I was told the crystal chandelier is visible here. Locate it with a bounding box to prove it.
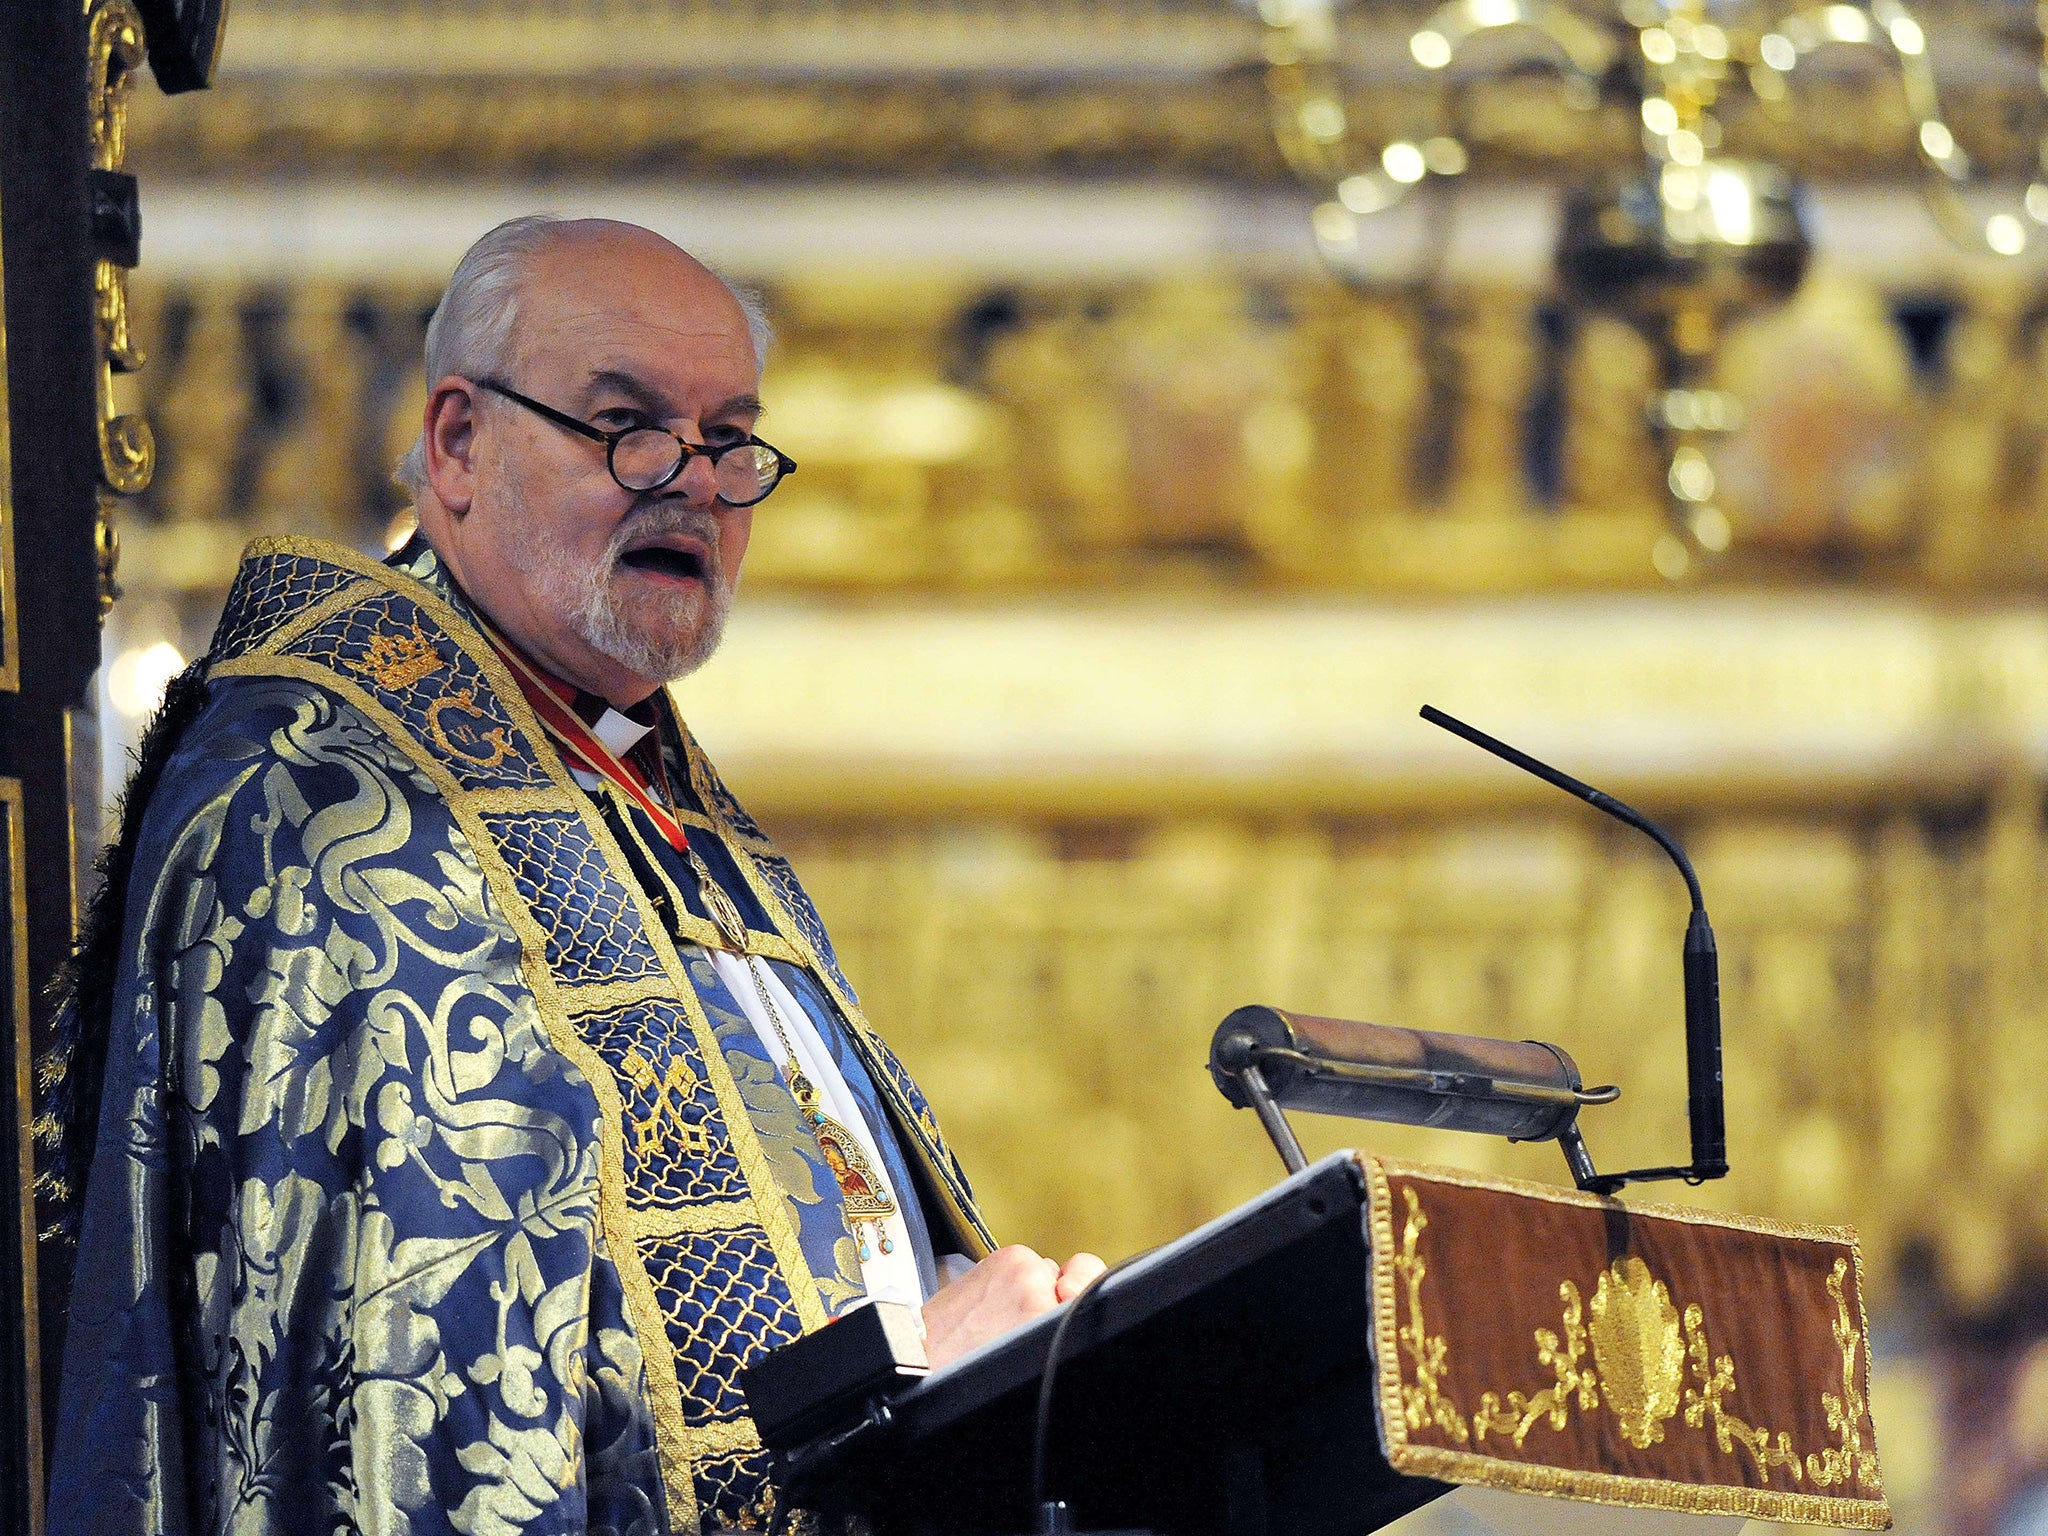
[1256,0,2047,574]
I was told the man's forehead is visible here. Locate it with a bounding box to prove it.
[521,291,757,396]
[528,284,748,345]
[542,301,751,355]
[521,233,749,344]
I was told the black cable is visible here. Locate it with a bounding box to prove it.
[1027,1250,1150,1534]
[1419,705,1706,911]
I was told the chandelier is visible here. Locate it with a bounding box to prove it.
[1256,0,2047,576]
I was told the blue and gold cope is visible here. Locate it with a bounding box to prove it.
[49,537,991,1536]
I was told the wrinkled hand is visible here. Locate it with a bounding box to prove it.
[921,1246,1110,1370]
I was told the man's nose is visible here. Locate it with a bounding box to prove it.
[670,446,721,506]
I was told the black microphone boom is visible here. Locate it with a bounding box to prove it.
[1420,705,1728,1194]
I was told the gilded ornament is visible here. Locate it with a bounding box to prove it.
[1587,1257,1686,1450]
[85,0,156,627]
[86,0,145,174]
[86,0,152,416]
[94,512,121,618]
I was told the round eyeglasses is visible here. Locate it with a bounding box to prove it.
[475,378,797,506]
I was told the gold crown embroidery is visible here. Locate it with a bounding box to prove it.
[349,623,445,691]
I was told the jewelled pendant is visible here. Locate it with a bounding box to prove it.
[784,1057,899,1237]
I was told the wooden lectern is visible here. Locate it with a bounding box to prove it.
[749,1153,1887,1536]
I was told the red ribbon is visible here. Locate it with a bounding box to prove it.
[477,619,690,853]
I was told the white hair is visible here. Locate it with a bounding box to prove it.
[394,213,773,498]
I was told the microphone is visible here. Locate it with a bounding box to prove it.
[1419,705,1727,1192]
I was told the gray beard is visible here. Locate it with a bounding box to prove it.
[508,498,732,684]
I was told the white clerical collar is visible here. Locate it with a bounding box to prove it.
[591,708,654,758]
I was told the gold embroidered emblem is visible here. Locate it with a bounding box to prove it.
[1386,1184,1880,1496]
[349,622,445,691]
[426,689,514,768]
[1589,1257,1686,1449]
[621,1048,715,1162]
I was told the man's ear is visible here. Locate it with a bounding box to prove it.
[423,376,481,516]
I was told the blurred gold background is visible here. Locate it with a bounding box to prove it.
[105,4,2048,1533]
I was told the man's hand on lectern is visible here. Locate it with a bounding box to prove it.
[921,1245,1109,1369]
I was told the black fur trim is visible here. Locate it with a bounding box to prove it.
[38,661,214,1238]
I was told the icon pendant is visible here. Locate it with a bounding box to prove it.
[786,1059,899,1248]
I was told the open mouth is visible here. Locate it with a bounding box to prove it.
[619,545,708,583]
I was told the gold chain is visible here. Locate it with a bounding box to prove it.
[682,845,806,1062]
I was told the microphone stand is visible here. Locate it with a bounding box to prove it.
[1420,706,1728,1194]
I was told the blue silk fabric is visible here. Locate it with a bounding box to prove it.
[48,538,990,1536]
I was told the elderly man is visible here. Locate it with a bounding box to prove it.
[48,215,1103,1536]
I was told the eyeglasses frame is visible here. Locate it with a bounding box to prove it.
[472,377,797,507]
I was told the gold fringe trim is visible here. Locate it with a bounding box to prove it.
[1389,1441,1892,1529]
[1362,1153,1860,1246]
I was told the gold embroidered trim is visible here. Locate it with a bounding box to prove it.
[1387,1441,1891,1528]
[647,790,775,851]
[335,564,829,1303]
[554,977,692,1012]
[1844,1235,1888,1504]
[630,1203,765,1239]
[237,534,400,588]
[1679,1290,1801,1475]
[1386,1186,1471,1448]
[216,648,707,1534]
[681,1419,763,1457]
[598,785,808,965]
[1786,1260,1882,1492]
[245,576,379,659]
[464,786,590,816]
[277,554,821,1311]
[1361,1156,1890,1531]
